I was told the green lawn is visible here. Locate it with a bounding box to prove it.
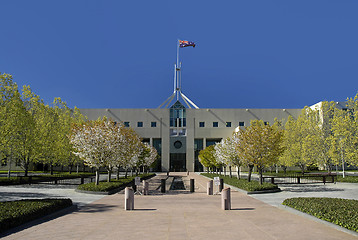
[283,197,358,232]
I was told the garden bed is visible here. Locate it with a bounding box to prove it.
[0,198,73,233]
[283,197,358,232]
[76,173,155,194]
[201,173,279,193]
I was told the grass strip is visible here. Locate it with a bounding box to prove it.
[283,197,358,232]
[0,198,73,233]
[201,173,278,192]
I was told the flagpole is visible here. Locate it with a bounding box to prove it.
[176,39,180,100]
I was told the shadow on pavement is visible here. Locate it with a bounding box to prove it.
[281,185,344,193]
[78,203,118,213]
[231,208,255,211]
[0,191,52,201]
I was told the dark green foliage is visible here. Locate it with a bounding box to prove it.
[0,173,95,186]
[77,173,155,192]
[201,173,278,192]
[0,198,72,233]
[336,175,358,183]
[283,197,358,232]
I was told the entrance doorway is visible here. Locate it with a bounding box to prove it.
[170,153,186,172]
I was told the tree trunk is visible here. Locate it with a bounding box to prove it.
[69,165,73,174]
[229,166,232,178]
[206,167,209,173]
[50,164,54,175]
[107,168,112,182]
[247,164,254,182]
[116,167,120,180]
[236,166,240,179]
[282,165,287,174]
[224,166,226,176]
[24,160,29,177]
[259,167,263,185]
[95,169,100,185]
[125,168,128,178]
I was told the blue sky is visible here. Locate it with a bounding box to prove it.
[1,1,358,109]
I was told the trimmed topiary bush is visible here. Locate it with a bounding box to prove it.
[0,198,73,233]
[201,173,278,192]
[283,197,358,232]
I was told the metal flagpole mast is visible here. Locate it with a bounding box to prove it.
[158,39,199,109]
[176,39,180,101]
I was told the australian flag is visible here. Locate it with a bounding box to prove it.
[179,40,196,48]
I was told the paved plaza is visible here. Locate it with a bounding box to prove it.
[1,173,358,239]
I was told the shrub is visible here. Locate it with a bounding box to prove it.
[201,173,278,192]
[77,173,155,192]
[283,197,358,232]
[336,175,358,183]
[0,198,73,233]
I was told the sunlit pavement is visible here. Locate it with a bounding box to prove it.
[1,172,357,240]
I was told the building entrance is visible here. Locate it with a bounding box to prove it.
[170,153,186,172]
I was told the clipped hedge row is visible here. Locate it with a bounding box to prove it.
[77,173,155,192]
[283,197,358,232]
[0,198,73,233]
[0,172,95,186]
[336,175,358,183]
[201,173,278,192]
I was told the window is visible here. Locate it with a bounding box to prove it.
[170,101,186,127]
[151,121,157,127]
[199,122,205,127]
[124,122,130,127]
[137,122,143,127]
[213,122,218,127]
[238,121,245,127]
[226,122,231,127]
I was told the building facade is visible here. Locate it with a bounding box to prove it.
[80,102,302,172]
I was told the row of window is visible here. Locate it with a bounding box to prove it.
[122,121,248,128]
[199,121,245,128]
[123,121,157,128]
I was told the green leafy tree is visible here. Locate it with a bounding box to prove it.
[236,120,284,184]
[198,145,219,173]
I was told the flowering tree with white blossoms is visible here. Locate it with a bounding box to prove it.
[70,118,122,185]
[117,126,143,178]
[214,133,241,178]
[139,143,158,173]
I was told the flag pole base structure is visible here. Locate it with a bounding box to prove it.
[221,188,231,210]
[125,187,134,210]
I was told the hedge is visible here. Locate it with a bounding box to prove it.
[283,197,358,232]
[77,173,155,192]
[0,172,95,186]
[201,173,278,192]
[0,198,73,233]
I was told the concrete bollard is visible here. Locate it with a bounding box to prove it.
[190,179,195,192]
[221,188,231,210]
[207,180,213,195]
[143,180,149,195]
[219,178,224,192]
[125,187,134,210]
[161,179,166,193]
